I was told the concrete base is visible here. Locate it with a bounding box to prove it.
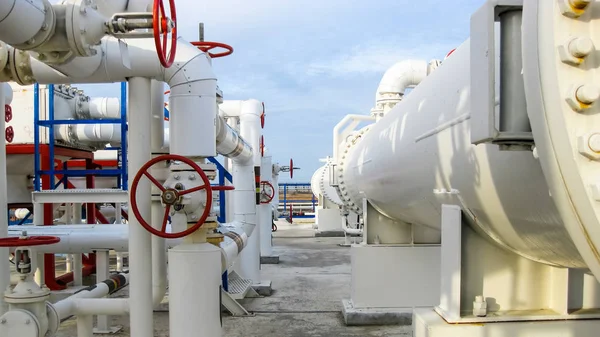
[345,244,440,326]
[252,280,273,296]
[342,299,412,326]
[93,326,123,334]
[414,308,600,337]
[315,230,345,238]
[260,255,280,264]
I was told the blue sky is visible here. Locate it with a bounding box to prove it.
[77,0,485,183]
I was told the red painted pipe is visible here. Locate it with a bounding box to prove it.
[54,254,96,287]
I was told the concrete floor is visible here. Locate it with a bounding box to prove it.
[54,222,412,336]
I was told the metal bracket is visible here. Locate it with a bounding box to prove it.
[470,0,532,148]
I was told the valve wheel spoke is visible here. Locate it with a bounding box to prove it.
[143,171,166,192]
[179,184,208,196]
[161,205,171,233]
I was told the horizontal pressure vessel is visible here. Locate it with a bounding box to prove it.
[311,162,342,206]
[338,40,584,268]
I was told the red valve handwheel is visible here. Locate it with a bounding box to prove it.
[260,135,265,157]
[4,105,12,122]
[153,0,177,68]
[260,181,275,204]
[5,126,14,143]
[260,102,265,129]
[191,41,234,58]
[289,158,294,179]
[0,236,60,247]
[130,154,212,239]
[212,185,235,191]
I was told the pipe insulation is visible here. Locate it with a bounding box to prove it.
[216,115,253,162]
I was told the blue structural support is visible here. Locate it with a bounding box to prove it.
[279,183,316,219]
[208,157,233,223]
[33,83,129,192]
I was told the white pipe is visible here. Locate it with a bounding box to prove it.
[0,0,48,45]
[374,60,428,112]
[95,0,128,17]
[219,101,244,118]
[89,97,120,119]
[342,217,362,235]
[127,77,153,337]
[52,273,130,320]
[332,115,375,163]
[126,0,153,11]
[6,225,180,253]
[216,115,253,162]
[73,124,122,143]
[236,99,263,283]
[218,221,249,272]
[151,81,166,153]
[260,153,273,257]
[0,83,9,315]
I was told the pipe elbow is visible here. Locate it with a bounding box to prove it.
[165,39,216,90]
[375,60,428,104]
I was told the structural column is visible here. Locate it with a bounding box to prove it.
[0,84,9,315]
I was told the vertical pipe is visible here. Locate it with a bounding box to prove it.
[0,84,8,315]
[48,84,55,180]
[499,10,530,134]
[120,82,128,190]
[127,77,154,337]
[85,159,96,224]
[150,80,167,307]
[73,203,83,286]
[34,83,41,191]
[260,154,273,257]
[95,250,111,332]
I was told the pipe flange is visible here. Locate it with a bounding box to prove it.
[46,301,59,336]
[0,310,40,337]
[65,0,105,58]
[9,49,35,85]
[11,0,56,51]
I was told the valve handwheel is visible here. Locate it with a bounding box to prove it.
[5,104,12,122]
[261,102,265,129]
[0,236,60,247]
[153,0,177,68]
[191,41,234,58]
[260,181,275,204]
[5,126,14,143]
[130,154,212,239]
[289,158,294,179]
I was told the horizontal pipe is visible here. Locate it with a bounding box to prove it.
[216,115,253,163]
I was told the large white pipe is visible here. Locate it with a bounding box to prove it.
[0,0,48,45]
[0,83,10,316]
[150,80,167,307]
[89,97,121,119]
[236,99,263,283]
[218,221,249,272]
[127,77,153,337]
[337,40,587,263]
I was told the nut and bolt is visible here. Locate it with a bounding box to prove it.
[188,174,196,181]
[576,85,600,104]
[588,133,600,152]
[569,37,594,58]
[571,0,593,9]
[173,174,180,180]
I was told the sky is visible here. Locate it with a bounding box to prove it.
[75,0,486,183]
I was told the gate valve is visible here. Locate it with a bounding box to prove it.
[191,41,234,58]
[5,126,14,143]
[280,159,297,179]
[0,233,60,337]
[4,105,11,123]
[130,154,213,239]
[107,0,177,68]
[260,181,275,204]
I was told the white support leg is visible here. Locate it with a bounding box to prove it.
[77,315,94,337]
[94,249,121,334]
[72,254,83,286]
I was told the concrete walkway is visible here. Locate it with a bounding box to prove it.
[55,221,411,336]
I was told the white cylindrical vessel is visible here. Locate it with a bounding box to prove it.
[169,243,222,337]
[337,41,584,266]
[311,162,342,206]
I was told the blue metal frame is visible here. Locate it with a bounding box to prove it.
[278,182,316,219]
[207,157,233,223]
[32,83,129,192]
